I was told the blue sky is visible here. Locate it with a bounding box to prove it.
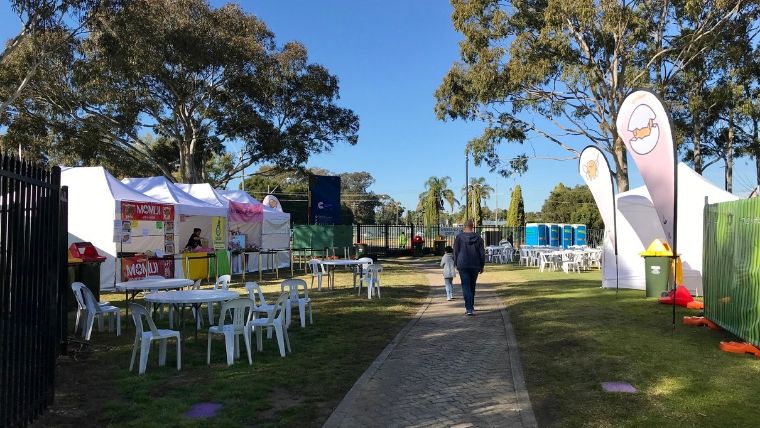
[1,1,756,212]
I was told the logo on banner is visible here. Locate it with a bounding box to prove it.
[317,201,333,210]
[121,201,174,221]
[627,104,659,155]
[582,154,600,181]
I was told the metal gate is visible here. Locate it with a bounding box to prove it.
[1,155,68,427]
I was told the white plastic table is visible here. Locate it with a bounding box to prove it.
[320,259,367,290]
[116,278,195,318]
[144,290,240,339]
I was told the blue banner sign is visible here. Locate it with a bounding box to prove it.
[309,175,342,225]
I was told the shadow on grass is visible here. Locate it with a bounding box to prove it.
[486,266,760,427]
[34,259,430,428]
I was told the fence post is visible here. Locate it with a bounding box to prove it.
[384,224,389,254]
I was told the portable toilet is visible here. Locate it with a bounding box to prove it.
[525,223,548,246]
[560,224,574,249]
[549,224,560,247]
[572,224,587,246]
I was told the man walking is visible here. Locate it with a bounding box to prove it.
[453,220,485,316]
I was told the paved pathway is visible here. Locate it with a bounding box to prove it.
[324,262,537,428]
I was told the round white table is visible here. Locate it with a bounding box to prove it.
[144,290,240,339]
[320,259,369,290]
[116,278,195,318]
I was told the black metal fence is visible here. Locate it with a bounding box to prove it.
[308,224,605,256]
[1,155,68,427]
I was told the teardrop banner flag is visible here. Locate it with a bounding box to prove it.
[578,146,617,254]
[615,90,678,255]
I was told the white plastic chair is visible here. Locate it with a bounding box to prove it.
[307,259,327,291]
[281,278,313,328]
[74,283,121,340]
[361,264,383,299]
[539,252,556,272]
[206,274,232,325]
[207,298,254,366]
[518,249,530,266]
[246,292,291,357]
[246,282,275,338]
[352,257,374,288]
[71,282,110,336]
[128,303,181,375]
[562,252,582,273]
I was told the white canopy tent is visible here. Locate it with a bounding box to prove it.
[603,163,738,295]
[214,188,264,248]
[61,167,176,290]
[121,177,228,253]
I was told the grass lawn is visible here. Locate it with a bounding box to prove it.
[34,258,430,427]
[483,264,760,427]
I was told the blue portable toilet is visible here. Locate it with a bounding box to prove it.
[525,223,548,246]
[560,224,574,249]
[549,224,560,247]
[572,224,587,246]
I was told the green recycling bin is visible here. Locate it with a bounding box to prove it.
[355,243,368,258]
[643,256,672,298]
[433,239,446,256]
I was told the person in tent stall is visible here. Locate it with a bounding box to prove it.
[185,228,204,251]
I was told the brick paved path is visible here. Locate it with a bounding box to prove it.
[324,262,536,428]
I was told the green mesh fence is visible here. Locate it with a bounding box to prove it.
[703,198,760,346]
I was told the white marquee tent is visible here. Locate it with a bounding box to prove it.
[121,177,228,252]
[213,188,264,249]
[603,163,738,295]
[61,167,176,290]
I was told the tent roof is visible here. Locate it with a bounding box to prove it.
[216,189,262,206]
[121,176,227,216]
[176,183,227,208]
[61,167,167,204]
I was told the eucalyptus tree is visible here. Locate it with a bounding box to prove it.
[436,0,754,192]
[2,0,358,184]
[463,177,493,227]
[418,176,458,227]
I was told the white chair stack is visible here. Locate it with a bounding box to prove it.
[71,282,121,340]
[281,278,313,328]
[307,259,326,291]
[361,264,383,299]
[353,257,374,289]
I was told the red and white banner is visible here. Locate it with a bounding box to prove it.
[616,90,678,252]
[228,200,263,223]
[121,201,174,221]
[121,256,175,280]
[578,146,616,252]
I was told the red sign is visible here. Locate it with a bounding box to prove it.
[121,256,175,280]
[121,201,174,221]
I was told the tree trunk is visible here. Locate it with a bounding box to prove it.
[693,117,702,174]
[726,109,734,192]
[612,136,629,192]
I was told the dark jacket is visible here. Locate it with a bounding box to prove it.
[453,231,485,271]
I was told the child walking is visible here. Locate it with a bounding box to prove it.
[440,245,456,300]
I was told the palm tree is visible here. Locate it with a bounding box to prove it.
[418,176,458,227]
[462,177,494,226]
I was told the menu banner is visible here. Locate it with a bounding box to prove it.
[121,256,175,280]
[121,201,174,221]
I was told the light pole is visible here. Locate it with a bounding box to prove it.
[465,149,470,222]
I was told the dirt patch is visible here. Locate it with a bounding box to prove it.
[257,388,305,420]
[31,340,120,427]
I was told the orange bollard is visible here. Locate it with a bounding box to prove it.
[720,342,760,358]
